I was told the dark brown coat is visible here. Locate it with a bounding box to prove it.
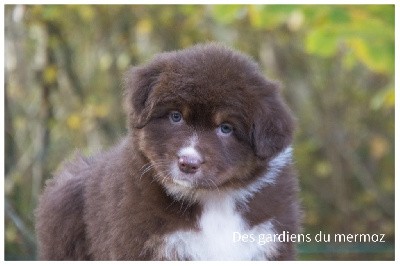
[36,43,300,260]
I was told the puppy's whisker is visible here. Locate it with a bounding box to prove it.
[139,162,153,172]
[139,165,156,179]
[141,160,172,182]
[208,179,220,193]
[165,198,177,211]
[182,200,191,214]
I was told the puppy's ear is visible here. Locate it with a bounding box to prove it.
[252,83,295,159]
[123,62,163,129]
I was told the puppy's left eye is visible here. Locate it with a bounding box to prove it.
[218,123,233,135]
[169,111,183,123]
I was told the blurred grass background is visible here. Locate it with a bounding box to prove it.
[4,5,394,260]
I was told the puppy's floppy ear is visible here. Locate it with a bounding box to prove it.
[123,62,163,129]
[252,82,295,159]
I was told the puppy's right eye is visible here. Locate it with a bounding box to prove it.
[169,111,183,123]
[217,123,233,136]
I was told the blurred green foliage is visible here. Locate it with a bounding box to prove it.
[4,5,394,260]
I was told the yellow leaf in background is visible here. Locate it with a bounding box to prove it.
[305,27,338,57]
[384,87,395,108]
[212,5,244,24]
[136,19,152,35]
[77,6,94,22]
[382,175,394,193]
[371,86,395,110]
[67,114,82,130]
[359,191,374,205]
[100,53,113,71]
[314,160,332,178]
[343,51,357,70]
[181,36,193,47]
[117,53,130,70]
[348,37,394,74]
[248,6,262,28]
[95,104,108,118]
[43,65,58,84]
[5,226,17,242]
[370,135,389,160]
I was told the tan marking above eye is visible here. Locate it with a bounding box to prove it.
[213,112,225,126]
[181,105,191,119]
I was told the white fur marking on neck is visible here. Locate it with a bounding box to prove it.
[163,192,279,260]
[232,146,293,204]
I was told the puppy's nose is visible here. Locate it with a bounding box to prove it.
[178,155,203,174]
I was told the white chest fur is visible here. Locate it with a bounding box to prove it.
[163,193,280,260]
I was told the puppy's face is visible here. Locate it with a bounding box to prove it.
[124,45,294,195]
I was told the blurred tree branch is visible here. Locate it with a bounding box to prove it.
[46,22,84,100]
[5,199,36,252]
[5,84,16,176]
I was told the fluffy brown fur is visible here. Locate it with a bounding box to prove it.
[35,43,300,260]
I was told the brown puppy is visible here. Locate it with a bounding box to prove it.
[36,43,300,260]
